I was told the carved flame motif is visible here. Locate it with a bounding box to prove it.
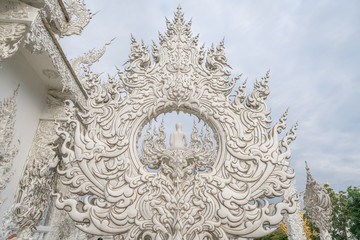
[304,162,332,240]
[54,6,298,239]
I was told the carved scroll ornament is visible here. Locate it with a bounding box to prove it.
[54,7,299,239]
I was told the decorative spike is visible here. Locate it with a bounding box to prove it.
[106,37,116,46]
[173,4,185,25]
[218,37,225,50]
[305,161,310,172]
[153,124,158,136]
[276,108,289,134]
[284,122,298,145]
[232,74,243,83]
[279,108,289,123]
[188,18,192,25]
[231,76,247,106]
[193,34,199,45]
[130,34,136,43]
[193,119,198,132]
[147,121,152,133]
[91,10,100,18]
[158,32,166,45]
[242,78,247,88]
[160,118,164,129]
[115,66,122,75]
[260,70,270,86]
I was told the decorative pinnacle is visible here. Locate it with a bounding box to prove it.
[173,4,185,25]
[305,161,310,172]
[106,37,116,46]
[130,34,136,43]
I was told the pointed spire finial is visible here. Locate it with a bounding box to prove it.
[305,161,310,172]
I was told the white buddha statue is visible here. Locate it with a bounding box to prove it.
[169,122,188,150]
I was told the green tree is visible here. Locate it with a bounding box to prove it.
[254,229,288,240]
[323,184,360,240]
[347,186,360,239]
[324,184,351,240]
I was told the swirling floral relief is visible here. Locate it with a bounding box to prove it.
[54,6,299,239]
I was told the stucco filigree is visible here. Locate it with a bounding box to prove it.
[25,15,86,105]
[53,7,299,239]
[61,0,93,36]
[0,0,29,19]
[0,94,67,240]
[44,0,93,37]
[70,38,115,80]
[304,162,332,240]
[0,86,20,205]
[0,22,27,61]
[10,120,60,237]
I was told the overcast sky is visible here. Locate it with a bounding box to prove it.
[59,0,360,192]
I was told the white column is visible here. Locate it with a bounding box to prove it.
[284,179,306,240]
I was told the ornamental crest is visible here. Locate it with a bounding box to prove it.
[54,6,298,239]
[303,162,332,240]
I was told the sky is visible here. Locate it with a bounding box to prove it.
[59,0,360,193]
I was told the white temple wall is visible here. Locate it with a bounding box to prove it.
[0,51,47,219]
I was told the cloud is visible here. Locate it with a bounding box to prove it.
[59,0,360,192]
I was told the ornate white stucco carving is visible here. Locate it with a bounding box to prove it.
[0,0,29,20]
[304,161,332,240]
[53,7,299,239]
[44,0,93,37]
[0,92,67,240]
[0,207,18,239]
[25,15,86,104]
[10,119,60,238]
[283,179,306,240]
[70,38,115,80]
[0,86,20,205]
[42,68,60,79]
[61,0,93,36]
[0,22,27,61]
[48,205,89,240]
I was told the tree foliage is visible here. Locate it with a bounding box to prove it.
[347,186,360,239]
[325,184,351,240]
[254,229,288,240]
[322,184,360,240]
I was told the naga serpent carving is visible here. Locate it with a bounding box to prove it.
[304,162,332,240]
[54,6,298,239]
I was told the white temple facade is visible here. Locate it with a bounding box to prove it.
[0,0,91,239]
[1,1,308,240]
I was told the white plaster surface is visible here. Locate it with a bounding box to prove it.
[0,51,47,219]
